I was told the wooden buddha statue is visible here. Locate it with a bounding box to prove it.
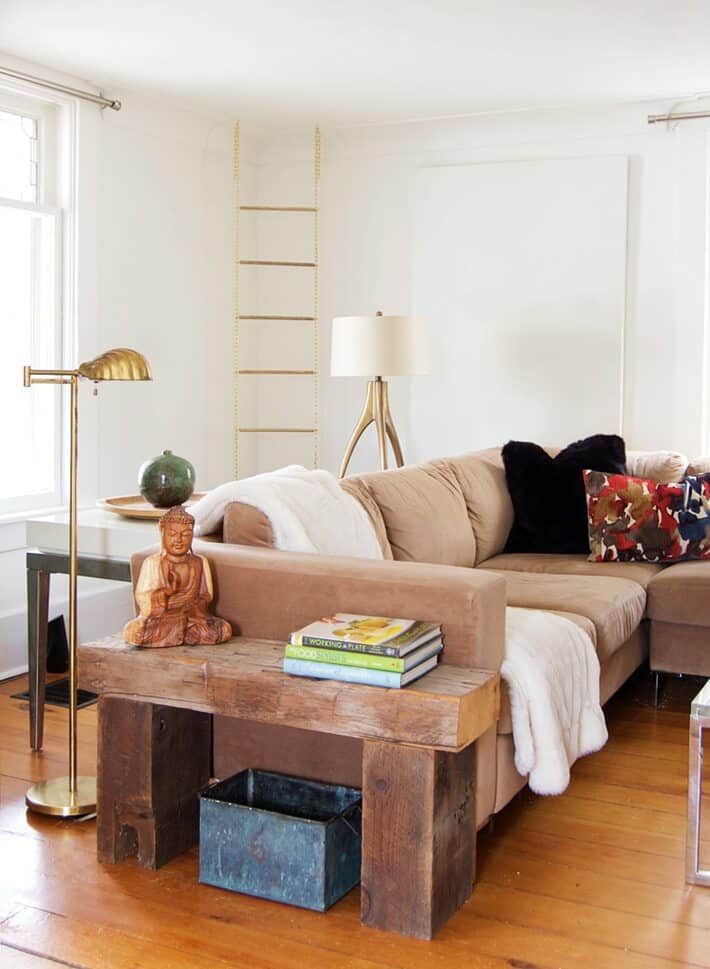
[123,505,232,648]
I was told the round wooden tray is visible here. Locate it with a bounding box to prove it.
[97,494,205,520]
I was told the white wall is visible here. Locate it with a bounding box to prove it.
[0,62,239,678]
[409,156,629,459]
[255,100,710,475]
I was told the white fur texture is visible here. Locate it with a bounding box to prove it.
[189,465,383,560]
[502,607,608,795]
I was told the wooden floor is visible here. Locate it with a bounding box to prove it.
[0,671,709,969]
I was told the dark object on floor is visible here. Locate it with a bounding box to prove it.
[502,433,627,554]
[13,677,98,710]
[46,615,69,673]
[200,769,362,911]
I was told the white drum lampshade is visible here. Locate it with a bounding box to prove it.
[330,315,430,377]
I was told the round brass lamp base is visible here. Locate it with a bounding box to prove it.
[26,776,97,817]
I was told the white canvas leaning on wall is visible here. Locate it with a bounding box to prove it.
[409,155,628,462]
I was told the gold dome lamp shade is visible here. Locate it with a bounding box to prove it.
[77,347,153,382]
[23,347,152,817]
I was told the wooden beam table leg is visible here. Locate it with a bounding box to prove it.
[361,740,475,939]
[97,696,211,870]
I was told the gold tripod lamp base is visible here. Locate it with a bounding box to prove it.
[26,775,97,817]
[338,377,405,478]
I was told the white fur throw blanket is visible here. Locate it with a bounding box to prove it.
[189,466,383,559]
[503,607,608,796]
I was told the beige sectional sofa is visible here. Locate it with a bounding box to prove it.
[133,447,710,830]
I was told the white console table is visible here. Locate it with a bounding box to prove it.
[25,509,158,750]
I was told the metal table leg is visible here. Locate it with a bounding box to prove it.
[25,550,132,751]
[687,715,710,886]
[27,564,50,751]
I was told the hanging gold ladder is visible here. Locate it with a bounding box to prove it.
[232,124,320,479]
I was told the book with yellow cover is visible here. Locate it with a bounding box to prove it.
[289,613,441,657]
[284,637,443,672]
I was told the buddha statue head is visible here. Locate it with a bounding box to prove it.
[159,505,195,558]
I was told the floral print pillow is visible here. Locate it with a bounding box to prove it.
[584,470,710,562]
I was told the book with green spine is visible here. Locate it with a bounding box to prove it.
[283,654,438,688]
[289,613,441,658]
[284,637,442,672]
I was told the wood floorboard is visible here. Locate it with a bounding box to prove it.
[0,943,78,969]
[0,669,708,968]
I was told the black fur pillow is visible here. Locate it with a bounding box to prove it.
[502,434,627,554]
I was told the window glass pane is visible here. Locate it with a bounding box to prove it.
[0,109,37,203]
[0,206,58,502]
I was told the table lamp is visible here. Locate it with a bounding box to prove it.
[23,347,152,817]
[331,312,429,477]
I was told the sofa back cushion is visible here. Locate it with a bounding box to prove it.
[350,459,477,566]
[338,477,394,559]
[446,449,514,565]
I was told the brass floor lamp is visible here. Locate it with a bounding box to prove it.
[24,348,152,817]
[331,313,430,478]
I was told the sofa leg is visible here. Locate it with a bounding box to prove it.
[653,671,663,708]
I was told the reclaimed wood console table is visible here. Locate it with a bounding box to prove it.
[78,635,499,939]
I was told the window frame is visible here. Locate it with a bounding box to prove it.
[0,83,75,519]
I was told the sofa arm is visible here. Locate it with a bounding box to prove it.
[131,542,506,671]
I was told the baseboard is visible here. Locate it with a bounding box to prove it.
[0,664,27,682]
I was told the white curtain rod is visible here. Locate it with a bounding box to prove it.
[648,108,710,125]
[0,65,121,111]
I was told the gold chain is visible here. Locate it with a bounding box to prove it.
[313,126,320,469]
[233,120,241,479]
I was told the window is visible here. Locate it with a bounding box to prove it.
[0,92,64,515]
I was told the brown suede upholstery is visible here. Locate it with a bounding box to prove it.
[480,552,663,591]
[486,570,646,662]
[351,460,477,567]
[447,449,514,565]
[646,562,710,676]
[338,477,394,559]
[647,561,710,626]
[223,502,275,548]
[132,541,507,672]
[650,621,710,676]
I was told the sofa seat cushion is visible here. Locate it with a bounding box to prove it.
[486,570,646,662]
[647,562,710,627]
[479,552,663,590]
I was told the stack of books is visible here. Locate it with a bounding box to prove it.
[283,613,442,688]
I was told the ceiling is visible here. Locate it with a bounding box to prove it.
[3,0,710,125]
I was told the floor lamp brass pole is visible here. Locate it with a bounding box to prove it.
[24,348,151,817]
[338,376,405,479]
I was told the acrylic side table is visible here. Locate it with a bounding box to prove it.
[687,679,710,886]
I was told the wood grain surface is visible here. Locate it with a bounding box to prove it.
[1,670,708,967]
[78,635,499,751]
[361,740,475,938]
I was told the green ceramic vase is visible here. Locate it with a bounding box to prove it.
[138,450,196,508]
